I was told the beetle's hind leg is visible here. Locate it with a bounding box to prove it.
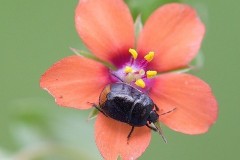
[146,123,158,132]
[127,126,135,143]
[88,102,108,117]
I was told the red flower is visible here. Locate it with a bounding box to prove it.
[40,0,218,159]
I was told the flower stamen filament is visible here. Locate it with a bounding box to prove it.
[117,49,158,89]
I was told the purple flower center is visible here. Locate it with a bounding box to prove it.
[110,48,157,92]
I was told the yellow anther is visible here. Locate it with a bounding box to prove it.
[135,79,146,88]
[124,66,133,73]
[146,70,157,78]
[144,51,155,62]
[129,48,138,59]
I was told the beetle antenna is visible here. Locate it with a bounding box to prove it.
[153,122,167,143]
[110,72,124,82]
[160,108,177,116]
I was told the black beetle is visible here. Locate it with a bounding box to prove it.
[93,82,171,142]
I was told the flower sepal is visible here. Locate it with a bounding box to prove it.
[70,47,117,70]
[134,15,143,43]
[158,66,192,75]
[190,51,204,71]
[157,51,204,75]
[87,107,99,121]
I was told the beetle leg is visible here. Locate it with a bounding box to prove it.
[146,123,158,132]
[91,103,109,117]
[154,104,159,111]
[127,126,135,142]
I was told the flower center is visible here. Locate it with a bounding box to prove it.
[111,48,157,90]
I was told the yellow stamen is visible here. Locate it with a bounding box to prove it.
[129,48,138,59]
[144,51,155,62]
[146,70,157,78]
[135,79,146,88]
[124,66,133,73]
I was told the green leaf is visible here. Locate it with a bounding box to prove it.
[70,47,117,70]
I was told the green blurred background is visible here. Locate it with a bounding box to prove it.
[1,0,239,159]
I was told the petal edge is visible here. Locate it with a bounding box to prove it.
[95,114,151,160]
[150,74,218,134]
[137,3,205,72]
[75,0,134,63]
[40,55,109,109]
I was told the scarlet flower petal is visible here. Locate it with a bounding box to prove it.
[95,114,151,160]
[40,55,109,109]
[149,74,218,134]
[137,3,205,72]
[75,0,134,63]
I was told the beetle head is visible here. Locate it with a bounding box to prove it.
[148,110,167,143]
[148,110,159,123]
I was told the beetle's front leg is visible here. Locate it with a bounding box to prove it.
[127,126,135,143]
[146,123,158,132]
